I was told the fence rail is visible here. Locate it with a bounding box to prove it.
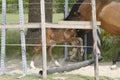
[0,21,100,29]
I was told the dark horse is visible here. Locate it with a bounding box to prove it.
[71,0,120,69]
[64,0,94,60]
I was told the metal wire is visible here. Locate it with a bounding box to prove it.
[3,43,93,48]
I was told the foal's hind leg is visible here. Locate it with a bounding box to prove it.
[111,51,120,69]
[68,37,84,61]
[77,38,84,61]
[68,47,78,61]
[30,46,42,69]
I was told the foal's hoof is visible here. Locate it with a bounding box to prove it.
[111,65,117,70]
[54,60,61,67]
[30,61,36,69]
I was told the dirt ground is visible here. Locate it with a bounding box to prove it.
[3,59,120,79]
[67,62,120,79]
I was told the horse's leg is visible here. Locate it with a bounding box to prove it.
[30,46,42,69]
[68,47,78,61]
[47,46,54,61]
[111,51,120,69]
[77,47,83,61]
[47,45,61,67]
[68,37,84,61]
[77,37,84,61]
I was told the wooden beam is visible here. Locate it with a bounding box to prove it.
[0,21,100,29]
[58,21,101,25]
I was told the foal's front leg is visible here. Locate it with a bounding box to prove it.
[30,46,42,69]
[47,46,61,67]
[47,46,54,61]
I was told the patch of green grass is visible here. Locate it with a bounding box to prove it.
[0,74,41,80]
[53,13,64,23]
[6,29,21,43]
[0,13,28,24]
[0,13,63,23]
[0,28,30,60]
[0,73,114,80]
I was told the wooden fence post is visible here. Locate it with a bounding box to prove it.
[41,0,47,80]
[91,0,99,80]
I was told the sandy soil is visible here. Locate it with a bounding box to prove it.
[3,59,120,79]
[66,62,120,79]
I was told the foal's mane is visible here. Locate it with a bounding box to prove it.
[64,0,84,20]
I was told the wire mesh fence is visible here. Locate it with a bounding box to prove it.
[0,1,79,45]
[0,1,96,61]
[0,0,78,23]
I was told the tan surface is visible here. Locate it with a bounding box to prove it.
[4,59,120,79]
